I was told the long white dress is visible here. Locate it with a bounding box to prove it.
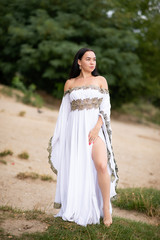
[48,85,118,226]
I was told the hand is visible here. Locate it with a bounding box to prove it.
[88,127,100,145]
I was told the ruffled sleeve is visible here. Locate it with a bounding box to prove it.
[47,93,71,175]
[99,90,119,199]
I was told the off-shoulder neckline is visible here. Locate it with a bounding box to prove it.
[64,85,109,96]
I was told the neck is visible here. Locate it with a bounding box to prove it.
[79,70,92,79]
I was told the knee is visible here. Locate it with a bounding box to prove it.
[96,163,107,174]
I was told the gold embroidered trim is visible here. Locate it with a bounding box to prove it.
[71,97,103,111]
[54,202,61,209]
[99,111,119,196]
[64,85,109,96]
[47,137,58,175]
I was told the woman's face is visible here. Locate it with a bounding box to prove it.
[78,51,96,73]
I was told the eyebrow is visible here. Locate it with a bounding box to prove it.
[86,57,96,59]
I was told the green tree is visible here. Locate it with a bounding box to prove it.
[136,2,160,106]
[0,0,159,107]
[109,0,160,106]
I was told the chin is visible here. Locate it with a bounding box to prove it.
[89,68,95,72]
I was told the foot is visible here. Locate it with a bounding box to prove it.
[103,209,112,227]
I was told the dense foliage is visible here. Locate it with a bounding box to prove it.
[0,0,159,107]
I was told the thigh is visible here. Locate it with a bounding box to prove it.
[92,136,108,170]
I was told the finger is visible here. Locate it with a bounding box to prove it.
[92,136,97,144]
[89,138,93,144]
[89,138,95,145]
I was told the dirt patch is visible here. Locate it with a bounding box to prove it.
[1,218,48,236]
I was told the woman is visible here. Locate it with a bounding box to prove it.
[48,48,118,227]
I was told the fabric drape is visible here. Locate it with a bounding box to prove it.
[47,85,118,226]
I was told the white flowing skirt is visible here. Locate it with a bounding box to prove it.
[54,108,112,226]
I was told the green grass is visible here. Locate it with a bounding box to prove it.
[40,217,160,240]
[0,205,23,215]
[18,151,29,159]
[113,188,160,217]
[0,150,13,157]
[0,205,160,240]
[0,205,44,220]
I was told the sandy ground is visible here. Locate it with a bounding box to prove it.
[0,89,160,233]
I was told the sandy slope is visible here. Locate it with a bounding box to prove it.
[0,91,160,222]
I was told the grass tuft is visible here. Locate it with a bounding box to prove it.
[40,174,54,182]
[0,205,23,215]
[18,151,29,159]
[18,111,26,117]
[0,150,13,157]
[16,172,39,180]
[0,159,7,165]
[16,172,54,182]
[113,188,160,218]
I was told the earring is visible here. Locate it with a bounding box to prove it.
[79,65,81,70]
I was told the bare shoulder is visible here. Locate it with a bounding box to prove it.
[97,76,108,90]
[64,78,75,92]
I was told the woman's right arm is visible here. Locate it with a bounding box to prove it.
[64,79,73,92]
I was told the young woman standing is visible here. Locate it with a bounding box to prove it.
[48,48,118,227]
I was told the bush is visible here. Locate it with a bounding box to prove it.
[12,74,26,93]
[52,82,64,99]
[12,75,44,108]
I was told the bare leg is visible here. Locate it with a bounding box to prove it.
[92,137,112,227]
